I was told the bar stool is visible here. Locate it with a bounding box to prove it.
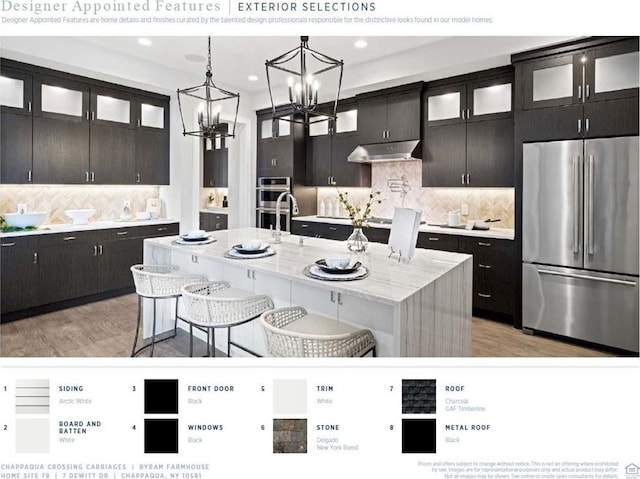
[259,306,376,357]
[180,281,274,357]
[130,264,206,357]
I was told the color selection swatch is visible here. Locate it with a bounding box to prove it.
[144,379,178,414]
[273,419,307,454]
[273,379,307,415]
[15,379,50,414]
[402,379,436,414]
[402,419,436,453]
[144,419,179,454]
[15,418,50,453]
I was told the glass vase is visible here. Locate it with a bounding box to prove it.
[347,227,369,254]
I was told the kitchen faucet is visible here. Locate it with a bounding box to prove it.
[273,191,299,243]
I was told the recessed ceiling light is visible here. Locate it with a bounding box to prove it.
[185,54,206,63]
[138,38,152,47]
[354,40,367,49]
[247,75,259,82]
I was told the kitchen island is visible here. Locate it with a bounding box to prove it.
[143,227,472,357]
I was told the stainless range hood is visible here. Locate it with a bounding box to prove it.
[347,140,421,163]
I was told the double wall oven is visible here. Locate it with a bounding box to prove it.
[256,177,291,232]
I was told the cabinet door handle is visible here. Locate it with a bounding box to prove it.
[301,224,309,228]
[337,292,343,305]
[585,84,590,98]
[461,173,465,185]
[466,173,470,184]
[157,227,168,232]
[98,244,103,255]
[85,171,90,182]
[93,245,98,256]
[461,109,465,120]
[247,269,252,279]
[577,85,582,100]
[328,176,331,185]
[585,118,589,133]
[1,242,16,247]
[467,108,471,119]
[90,171,95,182]
[329,227,337,231]
[91,111,95,121]
[478,293,492,298]
[137,118,141,127]
[63,236,76,241]
[577,119,582,133]
[136,173,141,183]
[116,231,128,236]
[85,111,90,120]
[330,291,336,303]
[252,271,256,280]
[478,242,492,247]
[27,101,32,112]
[427,237,439,241]
[28,170,32,182]
[33,252,38,264]
[478,264,492,269]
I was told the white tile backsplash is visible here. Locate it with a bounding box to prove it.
[0,185,161,224]
[317,161,515,228]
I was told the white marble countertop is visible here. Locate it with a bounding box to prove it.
[200,207,229,214]
[0,218,178,238]
[145,227,471,305]
[294,215,515,240]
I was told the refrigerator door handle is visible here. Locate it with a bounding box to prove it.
[537,269,637,287]
[572,156,580,254]
[587,154,595,256]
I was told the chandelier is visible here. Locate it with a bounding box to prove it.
[177,37,240,139]
[265,36,343,127]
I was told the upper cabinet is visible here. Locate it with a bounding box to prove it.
[1,68,34,184]
[203,137,228,188]
[0,58,170,185]
[514,37,639,141]
[256,111,303,179]
[356,85,422,144]
[422,67,514,188]
[306,105,371,187]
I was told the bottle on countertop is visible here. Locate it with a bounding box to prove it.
[222,195,228,208]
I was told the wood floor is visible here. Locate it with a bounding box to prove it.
[0,293,614,358]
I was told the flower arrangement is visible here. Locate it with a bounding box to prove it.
[207,192,216,205]
[337,190,382,227]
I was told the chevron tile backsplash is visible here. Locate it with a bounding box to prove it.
[317,161,515,229]
[0,185,161,224]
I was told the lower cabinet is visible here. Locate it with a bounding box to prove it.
[0,222,179,318]
[1,236,40,313]
[199,212,228,231]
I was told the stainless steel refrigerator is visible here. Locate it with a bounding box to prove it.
[522,136,639,352]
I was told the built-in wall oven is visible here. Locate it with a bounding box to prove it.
[256,177,291,232]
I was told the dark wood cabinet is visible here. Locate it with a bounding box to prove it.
[307,130,370,187]
[316,222,352,241]
[423,68,515,187]
[33,117,90,184]
[38,232,98,304]
[291,220,319,237]
[417,232,459,252]
[1,58,170,186]
[0,222,179,319]
[257,134,295,178]
[458,237,516,317]
[357,87,421,144]
[1,112,33,184]
[1,236,39,314]
[200,212,228,231]
[203,139,228,188]
[90,124,136,184]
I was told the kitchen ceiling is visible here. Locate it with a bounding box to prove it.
[1,36,577,101]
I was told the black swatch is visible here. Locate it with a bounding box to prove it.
[144,419,178,453]
[273,419,307,454]
[402,379,436,414]
[144,379,178,414]
[402,419,436,453]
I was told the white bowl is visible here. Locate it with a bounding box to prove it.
[3,211,48,228]
[183,229,206,239]
[241,239,263,251]
[136,212,151,220]
[325,254,351,269]
[65,209,96,225]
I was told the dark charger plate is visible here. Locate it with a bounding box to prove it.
[315,259,361,275]
[179,235,211,242]
[232,244,270,255]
